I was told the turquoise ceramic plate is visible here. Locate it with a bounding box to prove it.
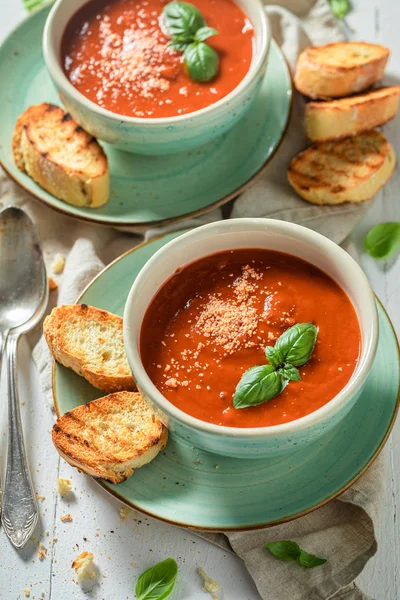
[0,6,291,229]
[53,232,400,531]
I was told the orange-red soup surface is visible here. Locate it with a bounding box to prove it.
[61,0,254,118]
[140,249,361,428]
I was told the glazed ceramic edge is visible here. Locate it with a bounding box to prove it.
[43,0,271,154]
[123,218,379,459]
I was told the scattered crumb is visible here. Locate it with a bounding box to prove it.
[52,253,66,275]
[165,377,178,389]
[119,506,131,519]
[215,465,220,470]
[36,495,46,502]
[72,552,97,583]
[49,277,58,292]
[60,514,73,522]
[198,568,220,596]
[38,543,48,561]
[57,478,72,495]
[24,590,30,598]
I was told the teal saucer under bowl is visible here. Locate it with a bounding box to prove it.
[0,6,291,228]
[53,232,400,531]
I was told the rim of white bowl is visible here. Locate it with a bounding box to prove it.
[43,0,270,125]
[124,218,379,438]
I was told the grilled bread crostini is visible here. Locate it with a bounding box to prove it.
[294,42,390,99]
[305,87,400,142]
[13,103,109,208]
[44,304,136,393]
[52,392,168,484]
[288,130,396,205]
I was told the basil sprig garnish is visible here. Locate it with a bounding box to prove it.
[233,323,318,409]
[135,558,178,600]
[266,541,327,568]
[163,2,219,82]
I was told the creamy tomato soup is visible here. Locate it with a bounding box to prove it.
[61,0,254,118]
[140,249,361,428]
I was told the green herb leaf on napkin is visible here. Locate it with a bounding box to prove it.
[364,222,400,259]
[135,558,178,600]
[267,541,327,568]
[329,0,351,19]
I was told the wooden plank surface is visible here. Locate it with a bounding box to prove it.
[0,1,399,598]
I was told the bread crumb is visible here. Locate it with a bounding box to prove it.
[52,253,65,275]
[49,277,58,291]
[72,552,97,583]
[165,378,178,388]
[119,506,131,519]
[36,495,46,502]
[198,568,220,596]
[24,590,30,598]
[57,478,72,495]
[38,543,47,561]
[60,513,73,522]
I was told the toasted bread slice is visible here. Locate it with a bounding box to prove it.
[13,103,109,207]
[52,392,168,483]
[288,130,396,205]
[305,86,400,141]
[294,42,390,99]
[44,304,136,393]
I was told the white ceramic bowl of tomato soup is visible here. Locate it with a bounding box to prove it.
[123,219,379,459]
[43,0,270,155]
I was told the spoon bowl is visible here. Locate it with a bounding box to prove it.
[0,207,47,334]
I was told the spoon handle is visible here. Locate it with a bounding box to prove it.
[1,335,38,549]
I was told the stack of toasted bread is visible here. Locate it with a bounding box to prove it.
[289,42,399,205]
[44,305,168,484]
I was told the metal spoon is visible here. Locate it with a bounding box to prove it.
[0,206,48,549]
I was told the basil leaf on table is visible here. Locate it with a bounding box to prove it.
[266,541,327,568]
[275,323,318,367]
[299,550,328,568]
[266,541,301,562]
[194,26,218,43]
[184,42,219,82]
[329,0,351,19]
[163,2,205,39]
[364,222,400,259]
[233,365,286,409]
[279,363,301,382]
[135,558,178,600]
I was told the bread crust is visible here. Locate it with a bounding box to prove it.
[287,130,396,205]
[44,304,136,393]
[294,42,390,99]
[305,87,400,141]
[52,391,168,484]
[13,103,109,208]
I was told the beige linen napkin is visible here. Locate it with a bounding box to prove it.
[0,1,384,599]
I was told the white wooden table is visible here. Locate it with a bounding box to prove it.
[0,1,399,599]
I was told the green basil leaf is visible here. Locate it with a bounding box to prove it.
[266,541,301,562]
[194,26,219,42]
[275,323,318,367]
[279,364,301,382]
[329,0,351,19]
[135,558,178,600]
[169,39,190,52]
[265,346,284,369]
[184,42,219,82]
[233,365,286,409]
[364,222,400,259]
[163,2,206,39]
[24,0,48,11]
[299,550,327,568]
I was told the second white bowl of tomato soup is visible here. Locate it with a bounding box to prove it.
[124,219,378,458]
[43,0,270,154]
